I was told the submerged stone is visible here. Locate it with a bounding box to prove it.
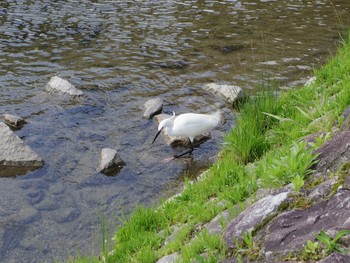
[147,59,189,69]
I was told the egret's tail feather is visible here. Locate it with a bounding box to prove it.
[208,110,221,128]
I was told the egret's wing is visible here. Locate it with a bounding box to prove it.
[177,113,220,127]
[172,113,219,137]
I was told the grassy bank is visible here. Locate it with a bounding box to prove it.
[69,31,350,263]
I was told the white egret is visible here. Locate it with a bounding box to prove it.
[152,111,221,158]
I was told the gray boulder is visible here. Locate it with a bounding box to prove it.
[0,122,43,175]
[143,98,163,119]
[223,191,290,249]
[47,76,84,96]
[203,83,245,104]
[98,148,125,176]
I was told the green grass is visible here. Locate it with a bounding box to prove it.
[224,91,281,164]
[68,31,350,262]
[181,230,226,262]
[256,140,318,188]
[108,206,166,262]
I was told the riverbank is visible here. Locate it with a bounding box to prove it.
[70,31,350,263]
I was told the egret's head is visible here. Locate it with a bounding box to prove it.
[152,111,176,144]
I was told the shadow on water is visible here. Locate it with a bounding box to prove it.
[0,165,40,177]
[0,0,349,262]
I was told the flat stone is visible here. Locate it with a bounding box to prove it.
[308,177,337,201]
[47,76,84,96]
[156,253,179,263]
[223,191,289,249]
[314,131,350,174]
[204,210,230,235]
[203,83,245,104]
[318,252,350,263]
[153,114,211,147]
[1,114,26,129]
[143,98,163,119]
[0,122,43,175]
[262,190,350,255]
[97,148,125,176]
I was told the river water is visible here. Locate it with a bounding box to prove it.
[0,1,349,262]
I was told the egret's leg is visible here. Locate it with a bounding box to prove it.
[174,141,194,158]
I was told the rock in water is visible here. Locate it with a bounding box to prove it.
[47,76,84,96]
[143,98,163,119]
[203,83,245,104]
[0,122,44,176]
[1,114,26,129]
[98,148,125,176]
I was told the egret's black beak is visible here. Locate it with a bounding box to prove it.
[152,128,163,144]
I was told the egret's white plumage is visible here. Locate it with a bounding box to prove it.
[152,111,221,158]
